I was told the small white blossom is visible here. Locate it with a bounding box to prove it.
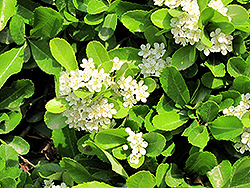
[208,0,231,21]
[110,57,124,73]
[138,43,151,58]
[43,179,54,188]
[123,127,148,164]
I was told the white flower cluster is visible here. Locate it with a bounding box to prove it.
[235,127,250,154]
[63,93,117,133]
[196,28,233,56]
[208,0,231,21]
[223,93,250,154]
[123,127,148,164]
[223,93,250,119]
[138,43,171,77]
[58,56,150,132]
[59,58,115,96]
[152,0,233,56]
[43,180,68,188]
[117,76,150,108]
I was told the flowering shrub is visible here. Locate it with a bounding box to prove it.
[0,0,250,187]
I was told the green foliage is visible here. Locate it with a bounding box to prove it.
[1,0,250,187]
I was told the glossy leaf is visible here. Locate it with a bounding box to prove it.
[0,111,22,134]
[165,163,185,187]
[197,100,219,122]
[0,144,18,168]
[204,59,226,77]
[144,26,166,46]
[84,14,104,25]
[160,66,190,106]
[30,7,63,38]
[29,39,61,75]
[9,14,25,45]
[207,160,232,188]
[45,98,69,113]
[151,8,171,29]
[50,38,78,72]
[227,4,249,25]
[188,125,209,149]
[60,157,95,183]
[94,129,128,150]
[87,0,108,15]
[0,45,25,89]
[44,111,68,130]
[171,46,196,70]
[52,127,79,158]
[0,0,17,31]
[227,57,247,77]
[152,111,188,131]
[156,163,169,188]
[121,10,151,32]
[3,135,30,155]
[126,171,155,188]
[0,79,34,110]
[185,151,217,175]
[209,116,243,140]
[143,132,166,157]
[98,13,117,41]
[73,181,120,188]
[86,40,110,67]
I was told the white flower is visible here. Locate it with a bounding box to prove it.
[138,43,151,58]
[80,57,95,70]
[151,43,166,59]
[52,183,69,188]
[164,0,182,8]
[134,80,149,103]
[110,57,124,73]
[153,0,165,6]
[43,179,54,188]
[208,0,230,21]
[59,71,71,95]
[123,128,148,164]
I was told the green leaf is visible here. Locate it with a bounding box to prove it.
[197,0,210,11]
[185,151,217,175]
[3,135,30,155]
[52,127,79,158]
[45,98,69,113]
[86,140,128,178]
[60,157,95,183]
[156,94,177,114]
[30,7,63,38]
[74,89,94,99]
[0,144,18,168]
[143,132,166,157]
[198,7,214,28]
[201,72,225,89]
[128,155,145,169]
[204,59,226,77]
[0,79,34,110]
[0,166,21,179]
[165,163,185,187]
[227,4,249,25]
[94,129,128,150]
[156,163,169,188]
[161,141,175,157]
[50,38,78,72]
[232,75,250,94]
[73,0,90,12]
[207,160,232,188]
[29,39,62,75]
[84,13,104,25]
[112,145,130,160]
[98,13,117,41]
[126,171,155,188]
[86,40,110,67]
[0,177,16,188]
[37,162,64,179]
[44,111,68,130]
[77,134,95,155]
[241,111,250,127]
[168,9,184,17]
[144,26,166,46]
[207,22,235,34]
[230,156,250,187]
[151,8,171,29]
[188,125,209,149]
[209,116,243,140]
[87,0,108,15]
[152,111,188,131]
[200,28,212,47]
[121,10,151,32]
[197,101,219,122]
[0,45,25,89]
[0,0,17,31]
[0,111,22,134]
[16,0,39,25]
[9,14,25,45]
[227,57,247,77]
[128,105,149,126]
[160,66,190,106]
[73,181,120,188]
[171,46,196,70]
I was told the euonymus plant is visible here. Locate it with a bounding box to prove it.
[0,0,250,187]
